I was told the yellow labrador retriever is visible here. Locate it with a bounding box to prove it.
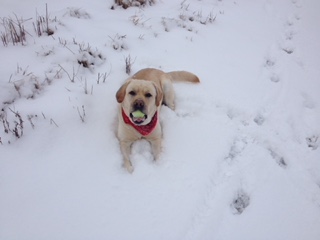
[116,68,199,173]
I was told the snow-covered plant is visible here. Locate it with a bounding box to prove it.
[108,34,128,51]
[129,12,151,28]
[77,43,105,71]
[66,7,90,19]
[112,0,156,9]
[10,65,41,100]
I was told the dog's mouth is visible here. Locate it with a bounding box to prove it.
[130,112,147,125]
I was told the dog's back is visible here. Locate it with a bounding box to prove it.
[132,68,200,110]
[132,68,200,84]
[132,68,165,83]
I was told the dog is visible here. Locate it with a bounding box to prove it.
[116,68,200,173]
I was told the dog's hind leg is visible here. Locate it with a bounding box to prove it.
[161,78,175,110]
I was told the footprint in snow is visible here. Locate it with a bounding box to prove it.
[306,136,319,150]
[281,45,295,55]
[263,55,281,83]
[292,0,302,8]
[254,113,265,126]
[225,137,248,163]
[268,148,287,168]
[280,12,301,55]
[264,57,276,68]
[280,30,295,54]
[270,72,280,83]
[301,92,316,109]
[231,189,250,215]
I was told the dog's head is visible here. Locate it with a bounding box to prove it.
[116,79,163,125]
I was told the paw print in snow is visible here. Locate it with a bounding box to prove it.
[225,137,248,162]
[254,113,265,126]
[268,148,287,168]
[306,136,319,150]
[231,189,250,215]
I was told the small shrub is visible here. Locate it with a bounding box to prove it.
[112,0,156,9]
[77,43,105,71]
[66,8,90,19]
[108,34,128,51]
[161,1,216,33]
[9,65,41,100]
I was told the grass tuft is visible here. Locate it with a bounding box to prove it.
[0,14,31,46]
[33,4,55,37]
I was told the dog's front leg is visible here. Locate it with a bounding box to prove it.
[149,138,162,161]
[120,140,134,173]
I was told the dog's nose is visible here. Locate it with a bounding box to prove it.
[133,99,144,110]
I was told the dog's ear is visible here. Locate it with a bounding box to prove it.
[153,83,163,107]
[116,81,130,103]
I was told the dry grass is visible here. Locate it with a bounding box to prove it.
[125,54,135,75]
[0,108,24,139]
[0,14,30,46]
[33,4,55,37]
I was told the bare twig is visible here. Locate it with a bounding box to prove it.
[83,78,93,95]
[8,108,24,138]
[77,105,86,123]
[0,110,10,134]
[27,114,36,129]
[97,67,112,84]
[58,64,78,82]
[50,118,59,127]
[125,54,136,75]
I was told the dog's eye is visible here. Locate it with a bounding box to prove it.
[145,93,152,98]
[128,91,136,96]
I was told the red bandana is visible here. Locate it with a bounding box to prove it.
[122,108,158,136]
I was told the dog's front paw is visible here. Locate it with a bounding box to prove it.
[123,160,134,174]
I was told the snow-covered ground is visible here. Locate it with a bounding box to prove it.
[1,0,320,239]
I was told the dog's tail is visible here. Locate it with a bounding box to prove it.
[165,71,200,83]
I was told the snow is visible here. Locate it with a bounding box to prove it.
[1,0,320,239]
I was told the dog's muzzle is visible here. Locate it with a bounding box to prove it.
[130,113,147,125]
[130,99,147,125]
